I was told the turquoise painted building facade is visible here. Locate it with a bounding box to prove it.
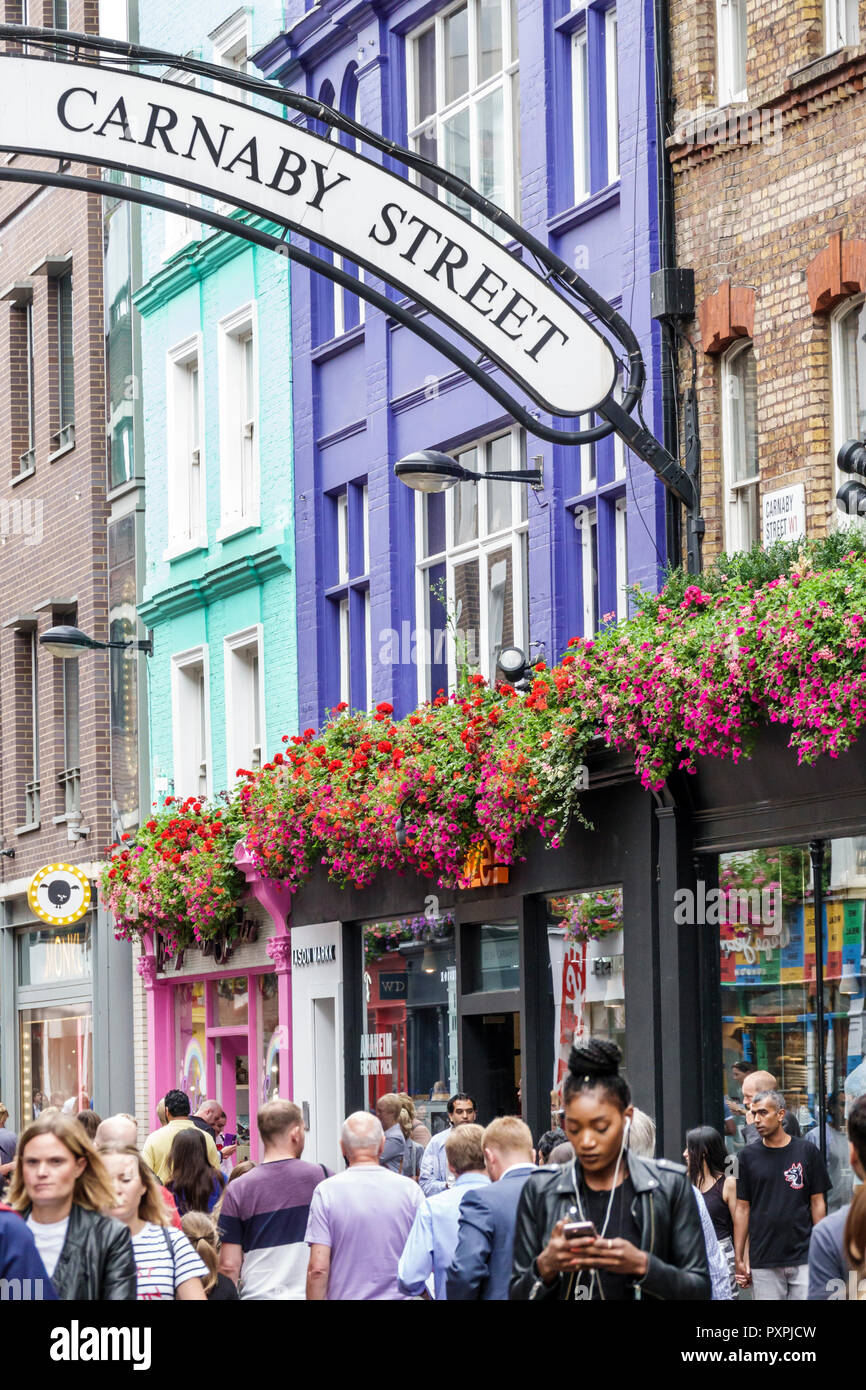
[135,2,297,803]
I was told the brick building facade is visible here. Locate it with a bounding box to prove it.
[667,1,866,557]
[0,2,134,1127]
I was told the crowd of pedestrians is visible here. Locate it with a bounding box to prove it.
[0,1035,864,1301]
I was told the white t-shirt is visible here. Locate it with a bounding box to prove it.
[131,1223,208,1301]
[26,1214,69,1277]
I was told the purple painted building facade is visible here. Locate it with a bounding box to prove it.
[257,0,666,729]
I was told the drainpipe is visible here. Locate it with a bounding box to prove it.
[652,0,682,572]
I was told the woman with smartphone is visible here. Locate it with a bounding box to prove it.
[510,1040,711,1300]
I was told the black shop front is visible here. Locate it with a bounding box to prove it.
[290,731,866,1176]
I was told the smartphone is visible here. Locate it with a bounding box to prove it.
[563,1219,598,1240]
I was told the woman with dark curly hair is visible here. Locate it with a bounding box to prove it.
[166,1127,225,1217]
[510,1039,711,1301]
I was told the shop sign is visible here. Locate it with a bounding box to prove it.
[360,1032,393,1077]
[28,863,91,927]
[762,483,806,546]
[462,839,510,889]
[19,924,90,986]
[0,56,618,419]
[378,973,407,998]
[291,943,336,967]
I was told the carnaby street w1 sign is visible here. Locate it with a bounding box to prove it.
[0,56,618,418]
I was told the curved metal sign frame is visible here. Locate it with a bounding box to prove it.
[0,26,696,508]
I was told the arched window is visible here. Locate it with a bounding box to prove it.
[832,295,866,443]
[721,340,759,553]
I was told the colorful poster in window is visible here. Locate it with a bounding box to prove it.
[555,940,586,1088]
[804,902,850,981]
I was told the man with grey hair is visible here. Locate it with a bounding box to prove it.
[305,1111,423,1299]
[735,1089,829,1300]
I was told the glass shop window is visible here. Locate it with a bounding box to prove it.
[719,842,866,1211]
[361,912,457,1137]
[546,886,625,1098]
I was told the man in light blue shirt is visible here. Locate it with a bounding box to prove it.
[418,1093,477,1197]
[398,1123,488,1298]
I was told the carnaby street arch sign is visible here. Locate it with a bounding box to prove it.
[0,27,699,527]
[0,49,615,420]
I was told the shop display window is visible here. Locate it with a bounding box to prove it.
[18,922,90,987]
[212,975,249,1027]
[546,886,625,1097]
[175,980,206,1110]
[20,1003,92,1119]
[361,912,457,1134]
[258,972,281,1105]
[470,921,520,992]
[720,841,866,1211]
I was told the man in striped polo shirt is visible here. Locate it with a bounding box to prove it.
[218,1100,330,1299]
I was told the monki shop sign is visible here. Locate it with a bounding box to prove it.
[0,55,617,419]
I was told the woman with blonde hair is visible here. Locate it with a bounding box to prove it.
[181,1210,239,1300]
[6,1112,136,1299]
[100,1144,207,1300]
[375,1093,422,1178]
[398,1093,431,1149]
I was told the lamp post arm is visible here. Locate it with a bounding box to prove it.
[483,469,544,486]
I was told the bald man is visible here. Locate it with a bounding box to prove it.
[741,1071,801,1143]
[96,1113,183,1229]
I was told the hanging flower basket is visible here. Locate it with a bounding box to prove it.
[100,537,866,959]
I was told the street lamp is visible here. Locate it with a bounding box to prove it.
[39,624,154,658]
[394,449,543,493]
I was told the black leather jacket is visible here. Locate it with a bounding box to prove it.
[510,1153,711,1301]
[26,1203,137,1300]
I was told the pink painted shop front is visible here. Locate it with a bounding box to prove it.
[136,848,293,1164]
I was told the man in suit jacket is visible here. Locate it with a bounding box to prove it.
[446,1116,536,1300]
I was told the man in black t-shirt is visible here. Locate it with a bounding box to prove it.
[734,1089,829,1300]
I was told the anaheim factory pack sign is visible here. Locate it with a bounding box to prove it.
[0,56,617,419]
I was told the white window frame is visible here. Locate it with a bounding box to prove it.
[824,0,859,52]
[605,8,619,185]
[716,0,747,106]
[171,645,212,801]
[336,492,349,582]
[572,27,589,204]
[338,598,351,706]
[211,9,250,93]
[165,333,206,559]
[217,302,259,539]
[163,68,201,255]
[615,495,628,622]
[414,426,529,700]
[212,12,251,214]
[407,0,520,224]
[721,340,759,553]
[326,87,366,338]
[224,624,266,786]
[830,295,866,529]
[578,507,599,638]
[364,589,373,709]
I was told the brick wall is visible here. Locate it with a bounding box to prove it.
[0,0,111,888]
[668,4,866,556]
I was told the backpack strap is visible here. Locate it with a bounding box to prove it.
[160,1225,177,1294]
